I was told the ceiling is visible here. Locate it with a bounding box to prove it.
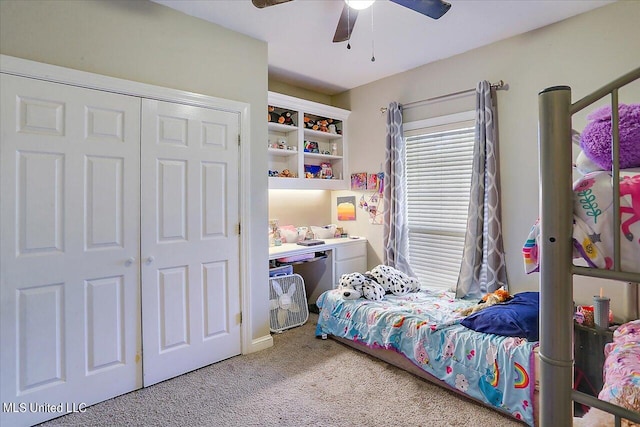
[153,0,614,95]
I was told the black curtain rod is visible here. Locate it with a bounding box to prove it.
[380,80,505,114]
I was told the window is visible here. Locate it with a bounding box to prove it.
[403,111,475,289]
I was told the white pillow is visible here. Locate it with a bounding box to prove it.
[279,225,308,243]
[310,224,337,239]
[279,226,298,243]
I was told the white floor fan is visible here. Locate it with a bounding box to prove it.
[268,273,309,333]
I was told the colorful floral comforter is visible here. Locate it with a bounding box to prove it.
[523,169,640,274]
[599,319,640,413]
[315,289,538,426]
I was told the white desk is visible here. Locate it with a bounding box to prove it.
[269,237,367,304]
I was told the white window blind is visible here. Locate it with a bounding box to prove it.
[404,112,475,289]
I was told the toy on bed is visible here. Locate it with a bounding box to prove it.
[579,104,640,171]
[338,272,386,301]
[368,264,420,295]
[459,286,512,316]
[338,264,420,301]
[523,103,640,274]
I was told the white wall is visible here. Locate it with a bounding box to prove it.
[269,81,332,105]
[332,1,640,321]
[0,0,272,345]
[268,190,332,228]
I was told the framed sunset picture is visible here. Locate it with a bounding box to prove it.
[337,196,356,221]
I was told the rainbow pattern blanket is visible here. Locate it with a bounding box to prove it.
[316,289,538,426]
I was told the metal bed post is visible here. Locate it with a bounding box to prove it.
[537,68,640,427]
[538,86,574,427]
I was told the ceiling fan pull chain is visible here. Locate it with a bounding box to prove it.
[347,5,352,49]
[370,2,375,62]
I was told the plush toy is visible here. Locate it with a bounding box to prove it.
[459,286,512,316]
[318,119,329,133]
[368,264,420,296]
[338,272,385,301]
[268,105,281,123]
[575,150,603,175]
[338,265,419,301]
[579,103,640,171]
[278,169,295,178]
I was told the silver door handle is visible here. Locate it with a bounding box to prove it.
[145,256,155,265]
[125,257,136,267]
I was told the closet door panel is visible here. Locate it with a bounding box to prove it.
[1,74,142,427]
[85,275,126,371]
[157,266,190,350]
[202,261,228,336]
[157,159,188,241]
[17,151,65,254]
[85,156,125,249]
[202,162,226,237]
[141,99,241,386]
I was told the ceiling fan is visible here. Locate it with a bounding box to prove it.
[251,0,452,43]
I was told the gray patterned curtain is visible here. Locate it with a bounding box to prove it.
[383,102,415,275]
[455,81,508,298]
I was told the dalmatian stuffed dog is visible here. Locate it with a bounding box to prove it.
[338,272,386,302]
[368,264,420,296]
[338,265,419,301]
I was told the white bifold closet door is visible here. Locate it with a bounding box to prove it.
[0,74,142,427]
[1,72,243,426]
[140,99,241,386]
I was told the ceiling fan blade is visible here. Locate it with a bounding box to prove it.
[389,0,451,20]
[333,3,359,43]
[252,0,293,9]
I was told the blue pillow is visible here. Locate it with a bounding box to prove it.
[461,292,539,341]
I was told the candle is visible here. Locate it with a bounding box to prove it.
[593,294,610,329]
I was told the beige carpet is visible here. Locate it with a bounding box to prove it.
[40,313,523,426]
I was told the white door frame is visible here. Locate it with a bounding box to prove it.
[0,54,254,356]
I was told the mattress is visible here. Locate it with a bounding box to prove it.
[315,288,539,426]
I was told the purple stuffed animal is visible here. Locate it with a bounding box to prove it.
[579,103,640,170]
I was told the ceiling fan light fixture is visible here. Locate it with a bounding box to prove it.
[345,0,375,11]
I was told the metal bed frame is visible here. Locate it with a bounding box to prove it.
[538,67,640,427]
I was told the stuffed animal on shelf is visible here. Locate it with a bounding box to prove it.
[268,105,280,123]
[460,286,512,316]
[579,103,640,171]
[338,272,385,302]
[318,119,329,132]
[278,169,295,178]
[283,111,294,126]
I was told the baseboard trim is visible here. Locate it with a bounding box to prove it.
[245,334,274,354]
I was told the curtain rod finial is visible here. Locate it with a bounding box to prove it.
[380,107,388,114]
[492,80,505,90]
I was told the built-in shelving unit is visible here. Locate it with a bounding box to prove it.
[267,91,350,190]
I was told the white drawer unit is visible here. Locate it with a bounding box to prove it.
[268,238,367,306]
[334,239,367,283]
